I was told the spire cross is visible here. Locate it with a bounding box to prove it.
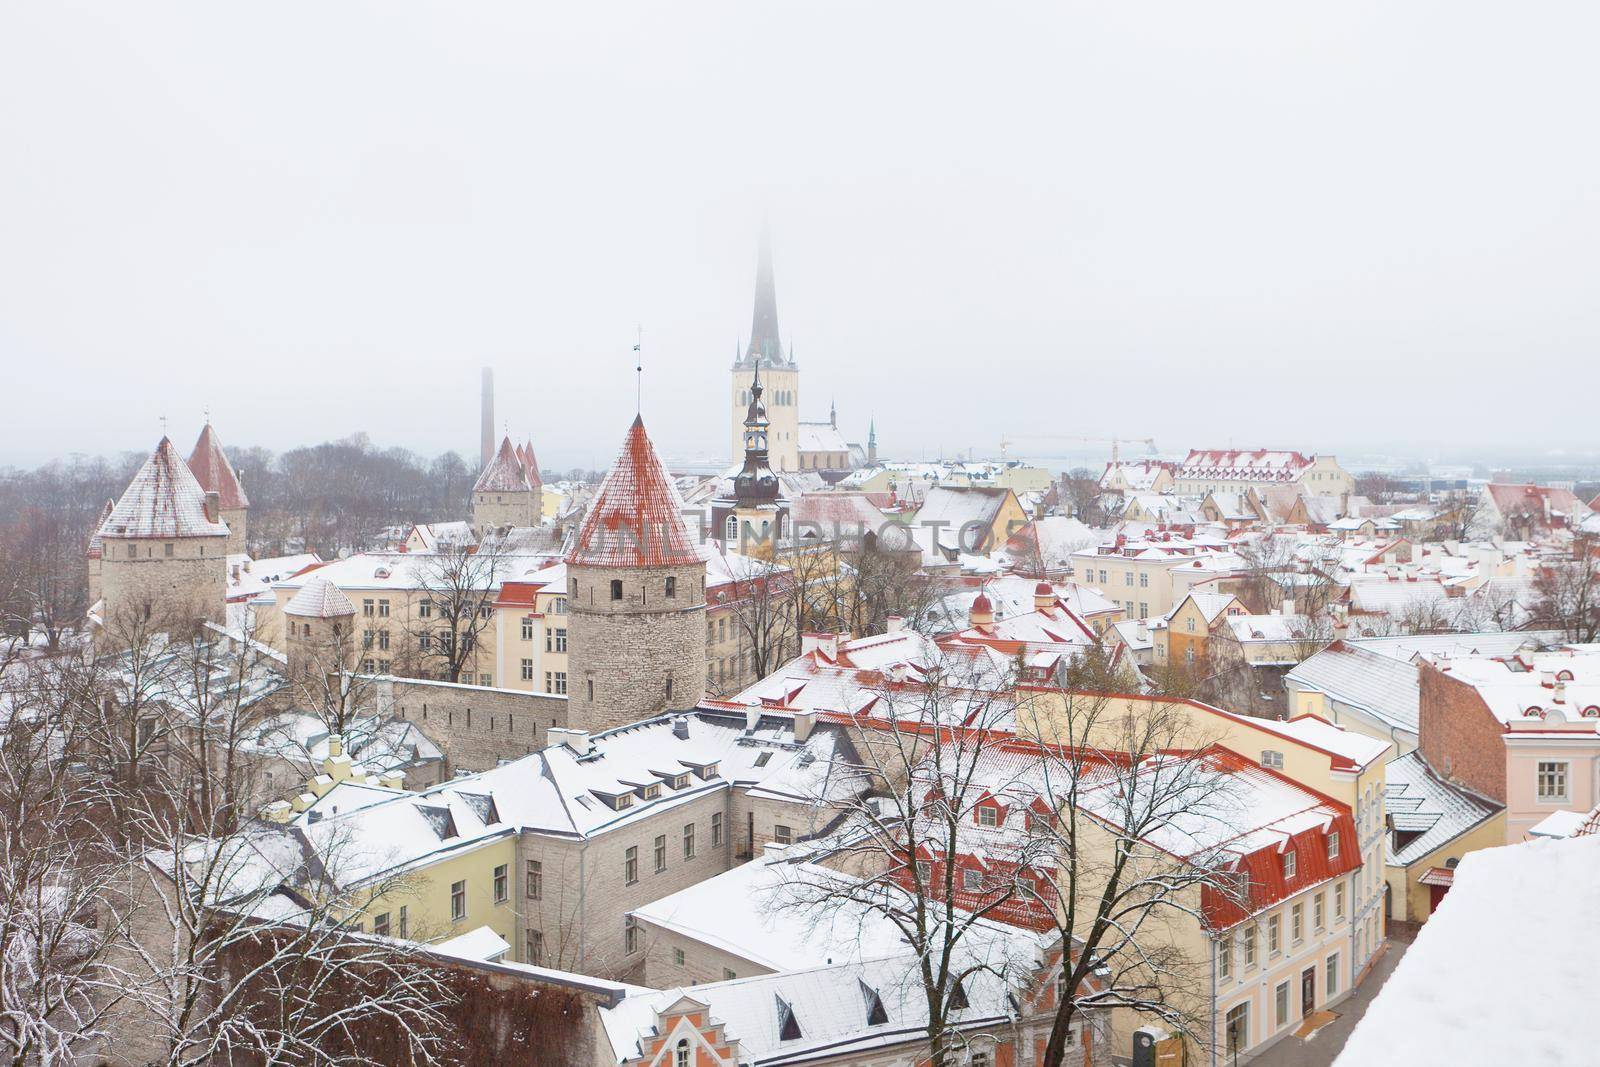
[159,415,168,436]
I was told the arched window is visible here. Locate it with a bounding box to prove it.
[675,1040,690,1067]
[725,515,739,543]
[610,579,623,601]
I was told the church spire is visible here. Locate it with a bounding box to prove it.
[743,225,783,368]
[734,362,779,507]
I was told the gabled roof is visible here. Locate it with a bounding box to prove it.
[474,436,534,494]
[1383,751,1501,867]
[1286,641,1422,734]
[1178,449,1313,483]
[99,437,231,540]
[186,423,251,510]
[284,576,356,619]
[564,417,701,568]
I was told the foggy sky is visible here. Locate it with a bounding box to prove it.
[3,2,1597,471]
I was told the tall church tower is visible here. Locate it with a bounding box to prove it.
[731,228,800,472]
[564,415,707,733]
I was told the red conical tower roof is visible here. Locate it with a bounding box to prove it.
[474,436,533,493]
[564,416,701,568]
[520,440,542,486]
[187,423,250,510]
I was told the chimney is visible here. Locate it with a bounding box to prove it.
[1553,679,1567,704]
[744,706,762,733]
[203,491,221,524]
[885,615,906,633]
[480,366,495,468]
[1282,597,1295,616]
[379,770,406,789]
[792,710,816,743]
[1033,582,1054,613]
[327,734,343,758]
[548,727,592,756]
[801,632,841,661]
[970,592,995,628]
[672,714,690,739]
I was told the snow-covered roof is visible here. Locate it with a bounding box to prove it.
[1286,642,1423,734]
[1178,449,1313,483]
[99,437,231,540]
[1382,751,1501,867]
[1100,459,1173,491]
[1222,613,1316,645]
[1429,647,1600,726]
[226,553,321,603]
[628,848,913,971]
[1335,834,1600,1067]
[474,436,536,494]
[283,576,356,618]
[796,421,849,454]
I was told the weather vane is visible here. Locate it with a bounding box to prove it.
[634,324,643,415]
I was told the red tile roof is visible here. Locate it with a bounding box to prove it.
[100,437,230,540]
[474,436,535,494]
[564,416,702,568]
[186,423,250,510]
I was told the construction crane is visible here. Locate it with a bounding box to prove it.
[998,434,1158,466]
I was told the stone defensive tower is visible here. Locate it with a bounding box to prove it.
[94,436,230,639]
[186,422,250,555]
[730,227,800,472]
[472,434,542,536]
[563,415,706,733]
[282,576,358,680]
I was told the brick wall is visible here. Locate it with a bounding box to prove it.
[376,676,570,773]
[1418,664,1505,801]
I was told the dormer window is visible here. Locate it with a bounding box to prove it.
[672,774,690,789]
[612,793,633,810]
[1327,831,1340,860]
[1282,850,1297,880]
[642,784,661,801]
[859,979,888,1027]
[697,763,720,780]
[1261,750,1284,770]
[977,806,999,827]
[776,995,802,1041]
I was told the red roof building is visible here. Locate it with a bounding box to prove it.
[186,423,250,510]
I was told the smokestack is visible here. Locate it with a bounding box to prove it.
[480,367,495,468]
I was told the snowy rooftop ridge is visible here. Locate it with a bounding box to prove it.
[99,437,231,540]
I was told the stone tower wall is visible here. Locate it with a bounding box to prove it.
[473,489,539,533]
[220,505,248,555]
[731,366,799,472]
[97,535,227,635]
[565,562,707,733]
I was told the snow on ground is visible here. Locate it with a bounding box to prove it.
[1334,833,1600,1066]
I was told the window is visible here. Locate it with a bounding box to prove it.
[1261,750,1285,770]
[418,599,432,618]
[1224,1003,1249,1057]
[624,916,639,954]
[363,599,374,617]
[1334,880,1345,920]
[773,824,792,846]
[654,835,667,873]
[1282,850,1297,880]
[494,864,508,904]
[1291,902,1304,942]
[1268,914,1281,954]
[962,868,982,891]
[683,822,695,859]
[1328,830,1340,860]
[419,632,432,651]
[1275,981,1290,1029]
[610,579,623,601]
[1140,572,1149,587]
[527,929,544,966]
[587,679,594,701]
[673,947,686,966]
[378,599,390,618]
[666,577,677,598]
[521,658,533,681]
[1537,761,1569,801]
[711,812,723,847]
[916,860,932,882]
[1326,953,1339,998]
[398,905,408,938]
[977,805,998,827]
[643,784,661,801]
[526,860,542,900]
[665,675,673,701]
[552,671,567,695]
[450,880,466,921]
[521,619,534,641]
[553,628,567,652]
[1242,925,1256,968]
[1125,572,1134,586]
[373,911,390,937]
[479,672,491,686]
[1314,892,1325,930]
[1217,934,1232,980]
[624,847,638,885]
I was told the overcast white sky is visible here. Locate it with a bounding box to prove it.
[2,2,1597,470]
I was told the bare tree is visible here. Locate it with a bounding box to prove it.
[1059,469,1108,527]
[1531,534,1600,642]
[722,557,801,684]
[406,539,507,683]
[0,508,86,651]
[785,646,1035,1067]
